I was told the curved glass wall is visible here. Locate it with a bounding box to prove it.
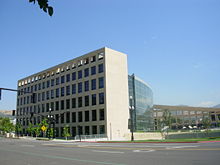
[128,74,154,131]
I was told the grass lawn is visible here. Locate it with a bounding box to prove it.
[99,137,220,143]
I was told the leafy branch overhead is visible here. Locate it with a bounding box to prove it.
[29,0,53,16]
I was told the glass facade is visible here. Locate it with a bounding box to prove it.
[128,74,154,131]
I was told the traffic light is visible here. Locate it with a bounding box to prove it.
[31,93,37,103]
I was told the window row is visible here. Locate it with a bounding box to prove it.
[18,53,104,87]
[18,109,105,127]
[18,64,104,94]
[17,78,104,105]
[17,93,105,116]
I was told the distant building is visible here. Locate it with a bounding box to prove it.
[154,105,220,130]
[128,74,154,131]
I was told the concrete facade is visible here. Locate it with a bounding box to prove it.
[16,47,129,140]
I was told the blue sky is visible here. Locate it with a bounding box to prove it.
[0,0,220,110]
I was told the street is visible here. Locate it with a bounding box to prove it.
[0,137,220,165]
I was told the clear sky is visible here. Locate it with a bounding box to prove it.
[0,0,220,110]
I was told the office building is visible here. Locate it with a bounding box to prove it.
[128,74,154,131]
[16,47,130,140]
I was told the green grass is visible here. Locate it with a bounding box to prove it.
[99,137,220,143]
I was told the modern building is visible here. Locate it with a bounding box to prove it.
[128,74,154,131]
[154,105,220,130]
[16,47,130,140]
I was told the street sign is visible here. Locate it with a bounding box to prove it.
[41,125,46,132]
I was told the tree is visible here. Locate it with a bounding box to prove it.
[0,117,14,134]
[15,123,23,137]
[62,125,70,140]
[202,115,211,135]
[39,118,48,137]
[27,122,35,136]
[34,124,41,138]
[29,0,53,16]
[158,109,172,139]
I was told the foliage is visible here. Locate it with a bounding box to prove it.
[47,128,54,138]
[202,115,211,135]
[34,124,41,137]
[0,117,15,134]
[15,123,23,136]
[27,122,35,136]
[157,109,172,138]
[39,118,48,137]
[29,0,53,16]
[62,125,71,140]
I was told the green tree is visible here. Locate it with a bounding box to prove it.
[39,118,48,137]
[15,123,23,137]
[27,122,35,136]
[29,0,53,16]
[0,117,14,134]
[158,109,172,139]
[202,115,211,135]
[34,124,41,138]
[62,125,70,140]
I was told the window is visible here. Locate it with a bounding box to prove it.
[85,126,90,135]
[78,70,82,79]
[46,91,50,100]
[92,110,97,121]
[56,77,59,85]
[51,79,54,86]
[78,112,83,122]
[66,85,70,95]
[61,100,64,110]
[46,103,50,112]
[66,112,70,123]
[50,102,54,111]
[61,87,65,96]
[38,83,41,90]
[42,82,45,89]
[47,80,50,88]
[78,97,82,107]
[98,64,104,73]
[98,52,104,60]
[99,77,104,88]
[66,99,70,109]
[91,56,96,63]
[55,101,59,111]
[38,93,41,102]
[66,74,70,82]
[99,109,105,120]
[56,88,59,98]
[55,114,59,124]
[51,90,54,99]
[84,81,89,92]
[92,94,96,106]
[72,84,76,94]
[91,66,96,75]
[61,76,65,83]
[91,79,96,90]
[84,68,89,77]
[92,126,97,134]
[99,93,104,104]
[72,112,76,122]
[85,95,89,106]
[72,98,76,108]
[99,125,105,134]
[42,104,45,113]
[61,113,64,123]
[72,72,76,81]
[78,82,82,93]
[84,58,89,65]
[85,111,90,122]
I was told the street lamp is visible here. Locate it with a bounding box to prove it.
[48,108,54,139]
[129,96,135,141]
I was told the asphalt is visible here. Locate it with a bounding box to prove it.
[0,137,220,165]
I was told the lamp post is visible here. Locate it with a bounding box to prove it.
[48,108,53,139]
[129,96,135,141]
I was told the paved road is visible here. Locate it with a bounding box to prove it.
[0,137,220,165]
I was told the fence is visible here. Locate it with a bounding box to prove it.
[74,134,107,141]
